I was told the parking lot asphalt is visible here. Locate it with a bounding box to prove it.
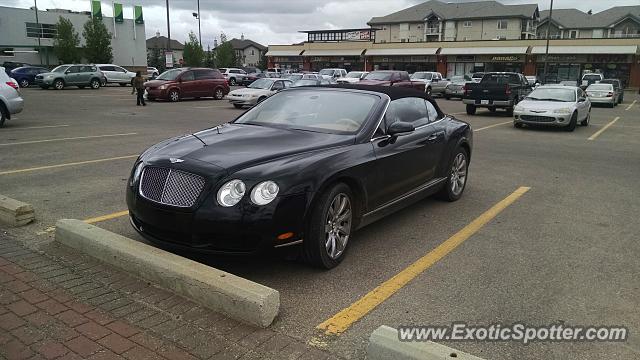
[1,85,639,359]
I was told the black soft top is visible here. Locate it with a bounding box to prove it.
[318,84,444,117]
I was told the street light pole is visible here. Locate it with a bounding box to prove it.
[34,0,42,65]
[165,0,171,55]
[197,0,201,46]
[542,0,553,84]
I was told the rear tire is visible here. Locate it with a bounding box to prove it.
[214,87,225,100]
[19,79,29,88]
[436,147,469,202]
[506,107,514,116]
[488,106,496,113]
[444,95,451,100]
[90,79,100,89]
[233,104,243,109]
[0,104,7,127]
[466,104,476,115]
[303,183,354,269]
[119,83,127,87]
[257,96,267,104]
[229,77,236,86]
[565,112,577,132]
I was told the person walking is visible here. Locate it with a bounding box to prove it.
[131,71,146,106]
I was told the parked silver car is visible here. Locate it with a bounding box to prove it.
[514,85,591,131]
[410,71,447,96]
[96,64,136,86]
[585,83,619,107]
[0,67,24,127]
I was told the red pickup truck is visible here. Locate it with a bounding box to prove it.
[358,71,426,92]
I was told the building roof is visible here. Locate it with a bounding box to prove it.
[146,36,184,50]
[540,6,640,29]
[368,0,538,25]
[227,38,267,51]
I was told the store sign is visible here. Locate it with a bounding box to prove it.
[492,56,520,62]
[344,31,371,41]
[165,51,173,68]
[455,55,475,62]
[588,54,629,63]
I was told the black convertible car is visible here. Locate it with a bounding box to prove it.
[127,85,473,269]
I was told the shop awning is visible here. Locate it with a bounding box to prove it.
[530,45,638,55]
[265,50,303,56]
[439,46,529,55]
[301,49,365,56]
[365,48,439,56]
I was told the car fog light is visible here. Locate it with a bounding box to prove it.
[251,181,279,205]
[217,179,246,207]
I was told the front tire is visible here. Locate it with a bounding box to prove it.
[426,87,432,96]
[168,89,180,102]
[0,105,7,127]
[444,95,451,100]
[304,183,354,269]
[466,104,476,115]
[565,112,577,132]
[436,147,469,202]
[119,83,127,87]
[53,79,64,90]
[580,108,590,126]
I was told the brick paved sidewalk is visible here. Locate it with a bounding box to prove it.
[0,231,339,360]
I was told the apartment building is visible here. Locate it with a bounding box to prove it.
[226,36,267,67]
[368,0,539,43]
[537,6,640,39]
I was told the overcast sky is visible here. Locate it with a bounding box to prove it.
[2,0,638,48]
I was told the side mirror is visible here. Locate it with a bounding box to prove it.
[387,122,415,136]
[578,97,586,102]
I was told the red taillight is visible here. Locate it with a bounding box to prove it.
[6,81,18,90]
[462,84,468,96]
[505,84,511,96]
[606,92,613,97]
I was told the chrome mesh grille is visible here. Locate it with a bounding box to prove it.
[139,167,205,207]
[520,115,556,122]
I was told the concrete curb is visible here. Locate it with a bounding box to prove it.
[55,219,279,327]
[367,325,485,360]
[0,194,34,227]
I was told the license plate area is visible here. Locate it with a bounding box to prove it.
[481,100,490,105]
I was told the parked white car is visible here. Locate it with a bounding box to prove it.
[0,67,24,127]
[219,68,247,86]
[513,85,591,131]
[96,64,136,86]
[318,68,347,80]
[336,71,369,84]
[581,73,603,89]
[226,78,292,108]
[147,67,159,79]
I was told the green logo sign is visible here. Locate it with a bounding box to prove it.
[114,3,123,24]
[91,0,102,19]
[134,5,144,24]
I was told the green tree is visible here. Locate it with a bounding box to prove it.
[257,51,267,70]
[214,41,236,68]
[147,45,164,72]
[183,31,204,67]
[203,45,215,68]
[83,18,113,63]
[53,17,81,63]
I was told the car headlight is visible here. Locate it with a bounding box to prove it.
[553,108,572,114]
[217,180,246,207]
[45,74,54,79]
[130,162,144,185]
[514,105,524,112]
[158,84,167,90]
[250,181,279,205]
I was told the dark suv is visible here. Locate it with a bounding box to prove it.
[144,68,229,102]
[10,66,49,88]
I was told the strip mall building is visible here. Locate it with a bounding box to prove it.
[266,1,640,88]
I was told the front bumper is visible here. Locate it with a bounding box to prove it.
[126,183,309,255]
[444,88,464,97]
[463,99,512,107]
[146,87,167,99]
[513,110,571,127]
[34,77,54,86]
[226,95,259,106]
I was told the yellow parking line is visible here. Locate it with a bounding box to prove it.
[475,121,512,132]
[2,125,70,131]
[0,155,138,176]
[316,186,531,335]
[626,100,637,111]
[0,133,137,146]
[84,210,129,224]
[588,116,620,141]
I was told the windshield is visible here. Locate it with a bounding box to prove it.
[526,88,576,102]
[234,90,377,135]
[288,74,303,81]
[346,72,362,78]
[583,74,601,81]
[450,76,467,84]
[292,80,319,87]
[364,72,392,81]
[319,69,335,76]
[156,69,182,80]
[411,72,433,80]
[472,73,484,78]
[587,84,612,91]
[248,78,275,89]
[52,65,69,73]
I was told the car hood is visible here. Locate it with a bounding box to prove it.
[36,72,58,77]
[229,88,270,96]
[518,100,575,111]
[358,80,391,86]
[144,79,172,88]
[143,124,353,174]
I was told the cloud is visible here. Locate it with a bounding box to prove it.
[6,0,637,48]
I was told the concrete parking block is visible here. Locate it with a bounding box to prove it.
[0,194,34,227]
[367,325,485,360]
[54,219,279,327]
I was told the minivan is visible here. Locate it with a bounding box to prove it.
[144,68,230,102]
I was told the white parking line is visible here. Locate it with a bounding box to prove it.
[475,121,512,131]
[626,100,637,111]
[0,133,137,146]
[588,117,620,141]
[1,124,70,131]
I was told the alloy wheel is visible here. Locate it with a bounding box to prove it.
[20,79,29,88]
[215,88,223,100]
[450,153,467,196]
[169,90,179,102]
[324,193,352,260]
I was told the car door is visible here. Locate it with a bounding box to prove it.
[576,88,588,119]
[113,66,128,82]
[178,71,196,97]
[99,66,115,82]
[193,69,213,97]
[64,66,81,85]
[369,97,445,208]
[270,80,285,95]
[431,73,446,93]
[77,66,93,84]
